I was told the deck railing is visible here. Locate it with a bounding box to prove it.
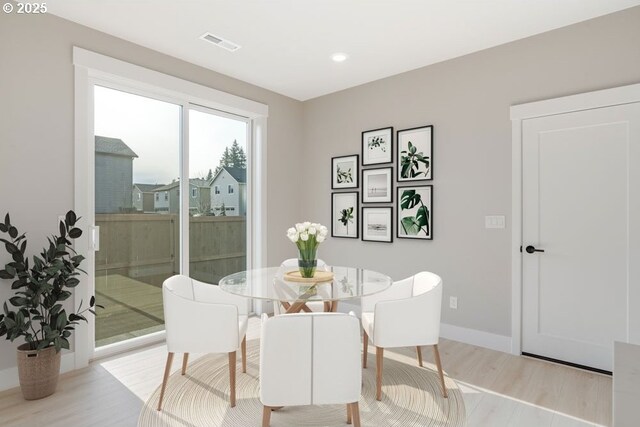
[95,213,246,284]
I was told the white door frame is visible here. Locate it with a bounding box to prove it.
[73,47,269,366]
[510,82,640,356]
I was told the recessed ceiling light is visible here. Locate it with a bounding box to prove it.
[331,53,349,63]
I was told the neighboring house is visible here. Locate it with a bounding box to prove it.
[153,178,211,214]
[209,166,246,216]
[95,136,138,214]
[132,183,165,213]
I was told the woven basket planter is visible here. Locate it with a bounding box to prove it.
[17,343,61,400]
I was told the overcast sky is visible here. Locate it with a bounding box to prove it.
[94,85,247,185]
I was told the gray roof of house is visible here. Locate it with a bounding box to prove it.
[133,183,166,193]
[153,179,211,192]
[213,166,246,184]
[95,136,138,158]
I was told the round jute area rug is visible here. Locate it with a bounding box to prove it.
[139,341,465,426]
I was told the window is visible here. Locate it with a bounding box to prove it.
[214,185,220,194]
[137,193,141,201]
[75,47,266,362]
[228,184,234,194]
[191,187,198,198]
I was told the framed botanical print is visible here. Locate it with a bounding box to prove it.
[362,207,393,243]
[397,185,432,240]
[397,125,433,181]
[331,155,359,189]
[331,192,359,238]
[362,127,393,165]
[362,167,392,204]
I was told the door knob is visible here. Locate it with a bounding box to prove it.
[525,245,544,254]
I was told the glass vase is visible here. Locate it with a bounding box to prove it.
[298,248,317,278]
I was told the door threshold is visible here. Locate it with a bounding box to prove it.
[522,352,611,376]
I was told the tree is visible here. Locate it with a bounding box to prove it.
[229,140,246,168]
[213,140,246,176]
[206,168,213,181]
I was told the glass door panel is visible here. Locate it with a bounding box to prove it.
[188,108,248,284]
[94,85,181,347]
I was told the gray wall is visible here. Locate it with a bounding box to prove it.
[0,12,303,372]
[95,153,133,213]
[302,7,640,337]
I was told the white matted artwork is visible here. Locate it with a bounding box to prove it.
[362,207,393,243]
[362,127,393,165]
[397,125,433,181]
[331,155,359,189]
[331,192,359,238]
[397,185,432,240]
[362,167,392,204]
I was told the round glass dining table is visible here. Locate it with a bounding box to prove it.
[218,266,392,313]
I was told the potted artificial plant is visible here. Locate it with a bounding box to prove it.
[0,211,99,400]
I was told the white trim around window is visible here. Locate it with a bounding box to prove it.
[73,47,268,365]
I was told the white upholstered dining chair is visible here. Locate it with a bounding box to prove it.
[157,275,249,410]
[273,258,331,314]
[259,312,362,427]
[360,271,447,400]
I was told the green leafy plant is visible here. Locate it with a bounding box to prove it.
[339,207,354,234]
[368,136,387,152]
[0,211,100,352]
[400,190,430,236]
[400,141,430,179]
[336,166,353,184]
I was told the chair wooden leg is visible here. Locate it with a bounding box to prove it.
[376,346,384,401]
[416,345,423,367]
[157,352,174,411]
[181,353,189,375]
[241,336,247,373]
[350,402,361,427]
[346,403,352,424]
[229,351,237,407]
[433,344,448,398]
[262,405,271,427]
[362,332,368,368]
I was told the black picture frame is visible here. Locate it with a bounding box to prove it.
[362,167,393,204]
[362,127,393,166]
[397,125,433,182]
[362,207,393,243]
[397,185,433,240]
[331,192,359,238]
[331,155,359,189]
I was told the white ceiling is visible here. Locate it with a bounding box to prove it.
[49,0,640,101]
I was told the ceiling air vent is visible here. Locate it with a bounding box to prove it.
[200,32,241,52]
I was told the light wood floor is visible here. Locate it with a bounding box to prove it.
[0,317,611,427]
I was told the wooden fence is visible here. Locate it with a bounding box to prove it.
[95,214,246,285]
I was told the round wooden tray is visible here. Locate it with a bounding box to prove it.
[283,270,334,283]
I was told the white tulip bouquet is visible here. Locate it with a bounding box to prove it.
[287,222,328,277]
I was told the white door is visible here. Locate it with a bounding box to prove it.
[522,102,640,372]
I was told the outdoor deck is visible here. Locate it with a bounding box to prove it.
[95,274,166,347]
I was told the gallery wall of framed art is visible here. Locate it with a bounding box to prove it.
[330,123,434,243]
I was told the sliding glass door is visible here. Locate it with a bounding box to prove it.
[92,87,251,350]
[188,107,249,284]
[93,85,181,348]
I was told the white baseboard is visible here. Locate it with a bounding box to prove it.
[0,352,76,393]
[440,323,512,353]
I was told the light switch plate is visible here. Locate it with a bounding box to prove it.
[485,215,505,229]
